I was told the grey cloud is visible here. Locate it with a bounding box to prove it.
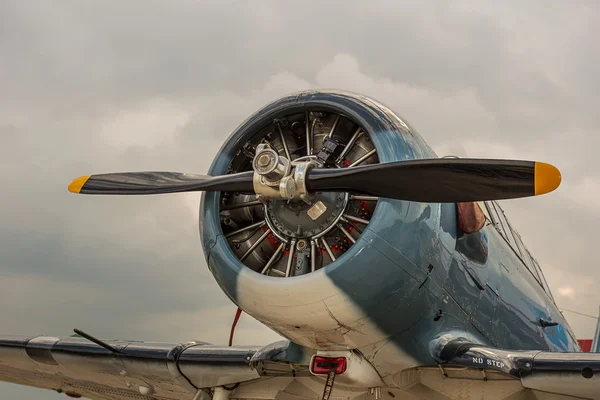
[2,1,600,398]
[3,1,593,114]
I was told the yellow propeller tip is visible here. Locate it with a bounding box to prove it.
[68,175,91,193]
[534,162,561,196]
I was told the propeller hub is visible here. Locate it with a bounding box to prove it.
[257,154,273,169]
[253,143,315,203]
[253,144,291,184]
[251,144,350,241]
[265,191,348,240]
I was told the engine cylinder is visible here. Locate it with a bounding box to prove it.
[200,90,438,350]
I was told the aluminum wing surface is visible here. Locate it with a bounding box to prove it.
[430,337,600,400]
[0,335,310,400]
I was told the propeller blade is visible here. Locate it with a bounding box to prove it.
[306,159,561,202]
[68,171,254,195]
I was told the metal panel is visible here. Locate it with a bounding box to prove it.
[443,257,481,319]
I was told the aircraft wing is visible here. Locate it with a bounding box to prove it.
[5,332,600,400]
[425,335,600,400]
[0,334,312,400]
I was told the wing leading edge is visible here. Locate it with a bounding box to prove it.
[0,334,312,400]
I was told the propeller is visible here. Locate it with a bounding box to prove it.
[68,157,561,203]
[306,159,561,202]
[68,171,253,195]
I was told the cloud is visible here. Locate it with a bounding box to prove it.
[1,1,600,398]
[558,287,575,299]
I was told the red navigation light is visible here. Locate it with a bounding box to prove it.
[311,356,347,374]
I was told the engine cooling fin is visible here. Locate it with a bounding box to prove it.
[219,111,379,277]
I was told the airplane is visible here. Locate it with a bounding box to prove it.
[1,89,599,400]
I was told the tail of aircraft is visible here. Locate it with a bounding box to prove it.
[571,306,600,352]
[577,306,600,352]
[592,306,600,352]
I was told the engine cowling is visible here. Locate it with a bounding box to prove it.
[200,90,439,351]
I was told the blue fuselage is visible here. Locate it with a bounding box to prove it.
[200,91,579,381]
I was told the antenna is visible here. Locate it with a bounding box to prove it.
[73,329,121,354]
[560,308,599,319]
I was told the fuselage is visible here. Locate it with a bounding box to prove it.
[199,90,579,385]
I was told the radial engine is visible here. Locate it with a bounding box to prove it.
[200,90,435,350]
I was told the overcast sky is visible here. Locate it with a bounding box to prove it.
[1,1,599,398]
